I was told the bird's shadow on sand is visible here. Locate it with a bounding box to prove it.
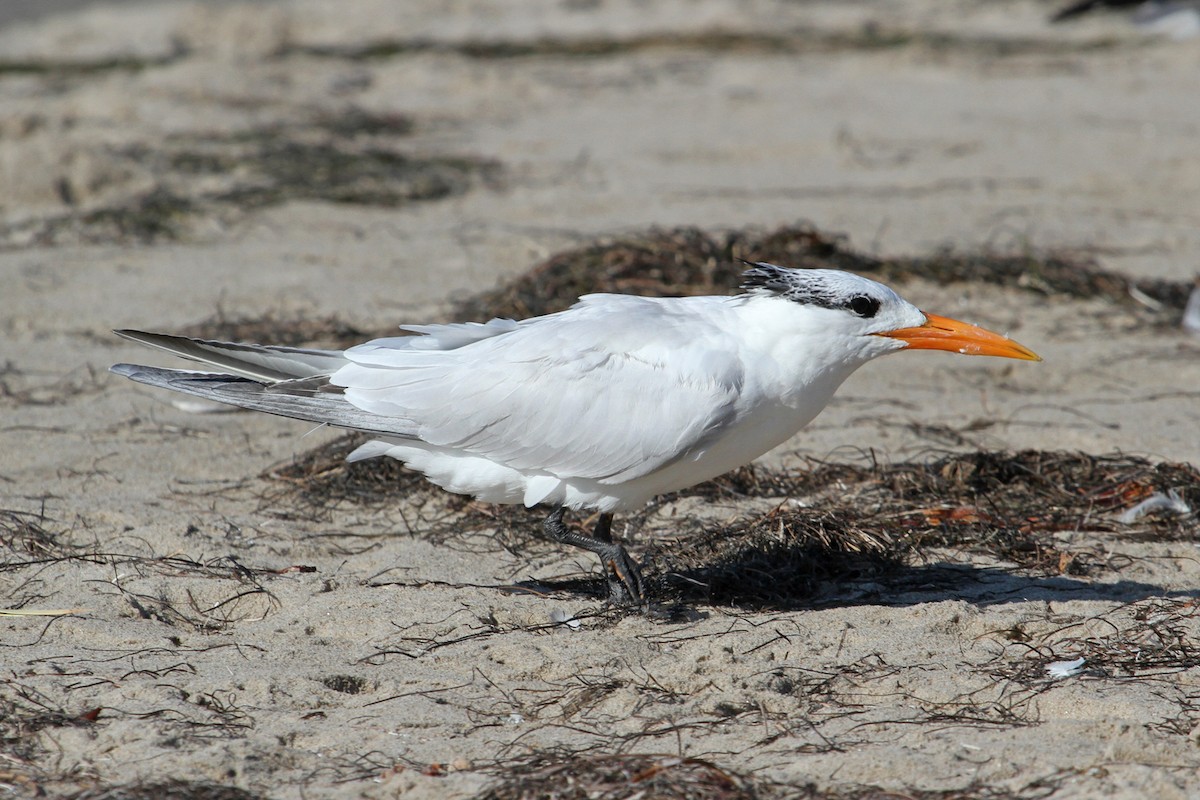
[784,562,1197,610]
[524,561,1196,615]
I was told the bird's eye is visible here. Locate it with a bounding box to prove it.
[847,295,880,318]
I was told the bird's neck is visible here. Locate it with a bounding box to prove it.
[732,298,869,414]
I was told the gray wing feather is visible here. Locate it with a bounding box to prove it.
[110,363,418,438]
[113,330,347,382]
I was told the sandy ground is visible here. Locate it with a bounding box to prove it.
[3,1,1200,798]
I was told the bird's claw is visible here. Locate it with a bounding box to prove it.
[542,507,646,608]
[602,547,646,607]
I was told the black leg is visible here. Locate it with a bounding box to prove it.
[542,507,645,606]
[593,511,613,543]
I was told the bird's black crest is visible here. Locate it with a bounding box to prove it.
[740,262,847,311]
[740,262,882,318]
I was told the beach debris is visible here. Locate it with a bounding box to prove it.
[477,754,763,800]
[1047,657,1087,678]
[261,445,1200,606]
[451,224,1196,325]
[1133,2,1200,38]
[549,608,581,630]
[1118,489,1192,524]
[1128,283,1164,311]
[1051,0,1200,39]
[1183,281,1200,335]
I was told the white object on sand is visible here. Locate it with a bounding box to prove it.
[1047,657,1087,679]
[1182,282,1200,336]
[110,264,1040,604]
[1118,489,1192,523]
[549,609,582,630]
[1133,2,1200,39]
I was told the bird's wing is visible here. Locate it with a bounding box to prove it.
[110,363,419,438]
[113,329,348,382]
[332,295,747,484]
[109,321,527,439]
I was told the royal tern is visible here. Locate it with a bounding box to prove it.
[111,263,1040,605]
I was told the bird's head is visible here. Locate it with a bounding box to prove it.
[740,263,1041,365]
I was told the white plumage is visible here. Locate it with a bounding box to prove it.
[111,264,1039,604]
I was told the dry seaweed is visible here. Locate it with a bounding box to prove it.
[0,52,182,78]
[0,507,74,561]
[476,753,766,800]
[649,450,1197,605]
[646,507,901,608]
[449,224,1193,322]
[265,440,1200,550]
[0,683,103,798]
[788,781,1061,800]
[321,674,369,695]
[258,437,1198,605]
[452,225,872,321]
[257,434,437,518]
[0,361,106,408]
[288,27,1126,63]
[472,752,1055,800]
[994,597,1200,683]
[65,781,266,800]
[1,503,292,631]
[0,688,92,758]
[4,112,498,248]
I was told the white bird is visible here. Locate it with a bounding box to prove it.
[111,263,1040,604]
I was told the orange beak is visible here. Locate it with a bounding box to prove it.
[878,313,1041,361]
